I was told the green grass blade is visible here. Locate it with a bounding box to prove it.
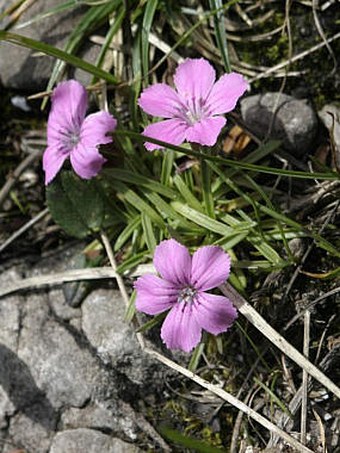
[141,212,157,253]
[14,0,78,30]
[141,0,158,78]
[200,157,215,218]
[125,290,136,322]
[44,1,120,105]
[161,150,174,186]
[114,215,141,251]
[159,427,223,453]
[254,377,293,419]
[173,174,203,212]
[0,31,118,85]
[172,202,233,235]
[92,4,125,83]
[104,168,177,199]
[209,0,230,72]
[115,131,339,180]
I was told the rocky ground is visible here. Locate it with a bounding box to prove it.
[0,245,173,452]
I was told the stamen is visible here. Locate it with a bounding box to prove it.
[177,286,197,304]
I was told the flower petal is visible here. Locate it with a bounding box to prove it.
[80,111,117,147]
[43,145,69,185]
[47,80,87,147]
[205,72,248,115]
[161,303,202,352]
[174,58,216,102]
[70,142,106,179]
[134,274,178,315]
[153,239,191,286]
[138,83,184,118]
[193,292,237,335]
[185,116,226,146]
[143,119,187,151]
[191,246,231,291]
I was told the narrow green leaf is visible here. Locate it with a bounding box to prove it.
[104,168,177,199]
[113,181,165,227]
[161,150,174,186]
[254,377,293,418]
[0,31,118,85]
[141,212,157,253]
[159,427,223,453]
[200,157,215,218]
[145,192,201,230]
[45,1,120,105]
[174,174,203,212]
[136,312,167,333]
[172,201,233,235]
[188,342,205,372]
[114,215,141,251]
[141,0,158,77]
[115,130,340,180]
[14,0,78,30]
[92,5,126,83]
[116,251,149,274]
[209,0,230,72]
[125,290,136,322]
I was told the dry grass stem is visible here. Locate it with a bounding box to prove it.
[0,208,49,254]
[0,148,41,208]
[301,309,311,444]
[144,348,314,453]
[220,283,340,400]
[249,31,340,82]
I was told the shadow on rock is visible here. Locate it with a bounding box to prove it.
[0,343,57,431]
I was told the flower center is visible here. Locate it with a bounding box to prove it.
[67,130,81,147]
[177,96,209,126]
[177,286,197,304]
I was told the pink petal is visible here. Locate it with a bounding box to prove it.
[70,142,106,179]
[174,58,216,103]
[43,145,69,185]
[191,246,231,291]
[138,83,184,118]
[193,292,237,335]
[47,80,87,147]
[143,119,187,151]
[153,239,191,286]
[205,72,248,115]
[185,116,226,146]
[80,111,117,147]
[134,274,178,315]
[161,303,202,352]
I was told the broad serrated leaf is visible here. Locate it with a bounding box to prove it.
[46,171,104,238]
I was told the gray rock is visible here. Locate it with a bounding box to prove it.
[81,288,157,386]
[0,0,99,90]
[50,428,140,453]
[5,412,53,453]
[82,289,137,364]
[18,293,101,409]
[241,92,318,156]
[61,402,139,441]
[0,269,22,351]
[0,249,167,452]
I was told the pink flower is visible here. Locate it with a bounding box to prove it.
[138,58,248,151]
[134,239,237,352]
[43,80,117,185]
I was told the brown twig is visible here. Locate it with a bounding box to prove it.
[0,148,42,208]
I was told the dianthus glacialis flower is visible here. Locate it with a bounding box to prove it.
[138,58,248,151]
[43,80,117,185]
[134,239,237,352]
